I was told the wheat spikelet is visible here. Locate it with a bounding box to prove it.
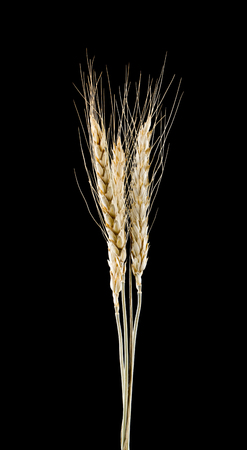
[89,114,126,311]
[130,115,152,292]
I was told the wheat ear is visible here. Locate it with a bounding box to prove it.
[109,136,127,283]
[130,115,152,292]
[89,114,126,311]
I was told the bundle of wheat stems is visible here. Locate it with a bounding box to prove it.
[73,53,183,450]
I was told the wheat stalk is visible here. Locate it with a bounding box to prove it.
[73,53,183,450]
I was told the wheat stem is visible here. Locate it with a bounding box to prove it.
[121,282,129,448]
[125,246,133,450]
[133,290,142,349]
[129,245,133,378]
[123,288,142,450]
[115,310,125,408]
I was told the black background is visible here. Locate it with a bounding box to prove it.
[55,26,217,447]
[12,4,242,449]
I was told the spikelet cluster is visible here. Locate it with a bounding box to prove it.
[130,116,152,292]
[90,115,126,311]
